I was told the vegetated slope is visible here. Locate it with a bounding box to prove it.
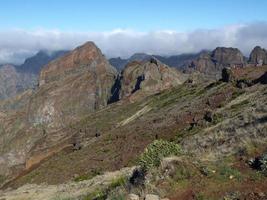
[5,66,267,200]
[0,41,186,189]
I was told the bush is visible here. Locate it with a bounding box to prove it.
[139,139,181,170]
[249,152,267,176]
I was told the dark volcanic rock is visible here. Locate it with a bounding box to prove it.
[249,46,267,66]
[189,47,245,79]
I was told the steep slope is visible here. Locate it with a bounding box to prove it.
[17,50,68,74]
[189,47,245,79]
[0,64,36,100]
[5,65,266,192]
[248,46,267,66]
[117,58,187,102]
[29,41,117,130]
[0,51,68,100]
[0,41,117,185]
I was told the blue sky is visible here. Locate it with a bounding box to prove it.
[1,0,267,31]
[1,0,267,63]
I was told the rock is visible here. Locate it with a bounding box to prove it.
[211,47,244,67]
[249,46,267,66]
[221,67,235,82]
[17,50,69,75]
[128,194,139,200]
[0,64,37,100]
[254,71,267,84]
[0,51,68,100]
[190,47,245,79]
[145,194,160,200]
[28,41,118,129]
[118,59,187,101]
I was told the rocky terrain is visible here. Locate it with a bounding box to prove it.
[109,51,207,71]
[0,50,68,100]
[188,47,246,79]
[249,46,267,66]
[0,43,266,200]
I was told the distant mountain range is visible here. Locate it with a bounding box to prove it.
[0,50,68,100]
[109,51,210,71]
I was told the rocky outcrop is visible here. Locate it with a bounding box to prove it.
[189,47,245,79]
[249,46,267,66]
[0,51,68,100]
[17,50,68,74]
[0,64,36,100]
[29,41,117,129]
[116,58,186,101]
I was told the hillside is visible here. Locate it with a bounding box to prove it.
[0,42,266,200]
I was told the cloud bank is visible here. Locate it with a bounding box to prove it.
[1,22,267,64]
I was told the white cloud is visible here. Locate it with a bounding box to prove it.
[0,22,267,64]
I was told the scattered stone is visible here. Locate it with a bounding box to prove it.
[145,194,160,200]
[128,193,139,200]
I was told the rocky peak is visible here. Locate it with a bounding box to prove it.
[117,58,187,101]
[189,47,245,80]
[29,41,117,129]
[39,41,114,86]
[211,47,244,66]
[248,46,267,66]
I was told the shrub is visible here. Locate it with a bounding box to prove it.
[139,139,181,170]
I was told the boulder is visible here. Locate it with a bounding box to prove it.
[145,194,160,200]
[128,194,140,200]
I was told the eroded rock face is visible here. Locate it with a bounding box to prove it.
[249,46,267,66]
[189,47,245,79]
[118,58,186,101]
[29,41,117,130]
[0,65,37,100]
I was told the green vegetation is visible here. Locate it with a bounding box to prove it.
[217,165,242,181]
[139,139,181,170]
[110,176,127,189]
[230,99,250,112]
[82,176,127,200]
[74,169,103,182]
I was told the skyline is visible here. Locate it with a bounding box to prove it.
[0,0,267,64]
[1,0,267,31]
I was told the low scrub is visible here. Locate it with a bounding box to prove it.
[139,139,181,170]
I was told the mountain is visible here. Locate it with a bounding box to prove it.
[116,58,187,102]
[248,46,267,66]
[0,50,68,100]
[17,50,69,74]
[0,44,267,199]
[109,52,206,71]
[29,41,117,130]
[188,47,246,79]
[109,53,152,71]
[0,64,37,100]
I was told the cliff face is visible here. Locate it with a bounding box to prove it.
[189,47,245,79]
[117,58,187,101]
[249,46,267,66]
[29,41,117,130]
[0,64,37,100]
